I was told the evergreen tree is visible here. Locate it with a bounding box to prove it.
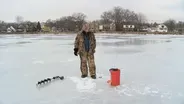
[37,22,41,32]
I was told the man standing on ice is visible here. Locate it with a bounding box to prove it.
[73,23,96,79]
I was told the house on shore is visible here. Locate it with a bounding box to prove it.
[122,25,135,32]
[98,23,116,32]
[7,26,16,33]
[147,24,168,33]
[16,25,26,33]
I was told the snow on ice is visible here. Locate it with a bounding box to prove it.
[0,34,184,104]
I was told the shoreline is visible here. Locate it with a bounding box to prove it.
[0,31,183,35]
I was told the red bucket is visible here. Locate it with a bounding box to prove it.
[109,68,120,86]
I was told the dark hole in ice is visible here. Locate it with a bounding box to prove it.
[109,68,119,71]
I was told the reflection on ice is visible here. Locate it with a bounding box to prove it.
[98,38,158,47]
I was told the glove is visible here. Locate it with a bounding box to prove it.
[74,48,78,56]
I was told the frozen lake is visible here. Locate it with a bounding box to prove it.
[0,33,184,104]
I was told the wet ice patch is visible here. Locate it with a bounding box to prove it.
[32,58,37,60]
[69,77,96,92]
[152,90,159,94]
[178,93,183,97]
[0,70,8,78]
[60,59,76,63]
[23,74,29,77]
[97,89,104,93]
[16,41,32,44]
[60,61,66,63]
[32,61,44,64]
[67,59,76,62]
[165,40,172,43]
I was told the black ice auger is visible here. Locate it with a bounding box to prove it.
[36,76,64,86]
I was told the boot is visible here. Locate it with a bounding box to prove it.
[81,75,88,78]
[91,75,96,79]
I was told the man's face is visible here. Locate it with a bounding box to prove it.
[82,24,90,32]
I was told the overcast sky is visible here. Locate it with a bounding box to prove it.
[0,0,183,23]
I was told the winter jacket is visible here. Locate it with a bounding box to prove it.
[74,31,96,54]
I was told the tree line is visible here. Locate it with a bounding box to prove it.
[0,19,42,33]
[44,13,86,32]
[0,6,184,33]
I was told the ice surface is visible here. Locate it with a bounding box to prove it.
[0,34,184,104]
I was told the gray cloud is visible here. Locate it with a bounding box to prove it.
[0,0,183,22]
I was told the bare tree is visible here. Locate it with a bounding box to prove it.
[72,13,87,30]
[176,21,184,34]
[16,16,24,23]
[54,16,76,31]
[64,16,76,31]
[45,13,87,32]
[135,13,147,31]
[112,6,124,31]
[101,6,124,31]
[177,21,183,28]
[164,19,176,32]
[101,11,113,25]
[137,13,147,24]
[100,6,145,31]
[45,19,55,29]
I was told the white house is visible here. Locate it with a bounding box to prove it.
[156,24,168,32]
[7,26,16,33]
[148,24,168,33]
[99,25,103,31]
[10,26,16,32]
[123,25,135,29]
[98,23,116,31]
[7,28,12,33]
